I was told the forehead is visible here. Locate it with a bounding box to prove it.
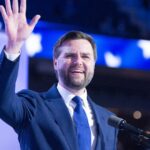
[60,39,93,54]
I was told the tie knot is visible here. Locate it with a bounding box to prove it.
[72,96,82,106]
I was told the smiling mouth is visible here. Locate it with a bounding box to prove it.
[70,70,84,74]
[69,71,84,77]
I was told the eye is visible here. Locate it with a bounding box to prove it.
[65,54,75,58]
[82,54,90,59]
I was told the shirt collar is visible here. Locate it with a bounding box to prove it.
[57,83,87,106]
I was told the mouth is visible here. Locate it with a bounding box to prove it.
[70,69,84,73]
[69,70,85,76]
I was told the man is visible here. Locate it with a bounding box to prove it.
[0,0,118,150]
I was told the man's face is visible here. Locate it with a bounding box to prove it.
[54,39,96,91]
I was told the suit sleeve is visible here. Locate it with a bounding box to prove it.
[0,51,36,130]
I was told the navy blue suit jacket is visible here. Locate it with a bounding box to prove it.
[0,52,118,150]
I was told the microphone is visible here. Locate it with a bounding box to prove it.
[108,115,150,138]
[108,115,150,148]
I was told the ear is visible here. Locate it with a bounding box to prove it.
[53,58,58,70]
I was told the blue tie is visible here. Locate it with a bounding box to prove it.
[73,96,91,150]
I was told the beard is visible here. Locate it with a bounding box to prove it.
[57,67,94,90]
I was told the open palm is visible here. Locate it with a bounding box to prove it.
[0,0,40,51]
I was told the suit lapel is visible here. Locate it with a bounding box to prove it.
[87,97,105,150]
[44,85,78,150]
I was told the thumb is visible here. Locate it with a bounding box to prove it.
[29,15,41,30]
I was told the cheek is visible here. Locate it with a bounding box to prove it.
[85,62,95,71]
[57,60,70,71]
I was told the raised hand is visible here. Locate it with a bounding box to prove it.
[0,0,41,53]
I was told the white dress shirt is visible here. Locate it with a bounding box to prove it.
[57,84,97,150]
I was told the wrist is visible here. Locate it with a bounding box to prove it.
[4,50,20,61]
[5,42,23,54]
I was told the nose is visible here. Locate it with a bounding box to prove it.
[73,55,83,66]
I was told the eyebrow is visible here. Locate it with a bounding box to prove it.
[64,52,92,55]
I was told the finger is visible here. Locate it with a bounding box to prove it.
[29,15,41,30]
[5,0,12,15]
[12,0,18,14]
[0,5,8,21]
[20,0,26,13]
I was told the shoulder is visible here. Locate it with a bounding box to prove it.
[88,97,114,118]
[16,84,60,101]
[17,89,40,98]
[16,89,48,107]
[95,102,114,116]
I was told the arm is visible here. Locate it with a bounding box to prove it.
[0,51,22,127]
[0,52,39,130]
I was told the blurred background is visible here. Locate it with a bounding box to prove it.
[1,0,150,149]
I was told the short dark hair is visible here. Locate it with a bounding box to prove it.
[53,31,97,61]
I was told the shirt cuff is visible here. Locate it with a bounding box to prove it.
[4,50,20,61]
